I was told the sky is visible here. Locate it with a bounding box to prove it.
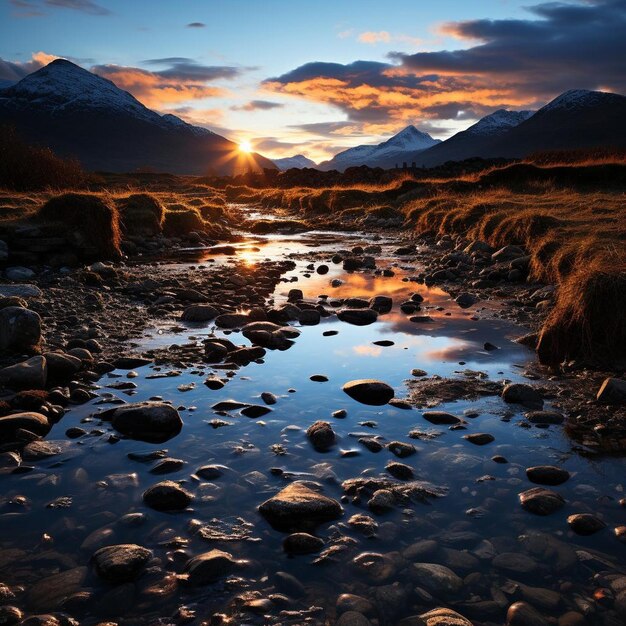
[0,0,625,162]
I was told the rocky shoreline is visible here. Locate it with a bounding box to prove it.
[1,210,625,626]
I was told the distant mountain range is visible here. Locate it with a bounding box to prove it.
[317,126,440,172]
[274,89,626,171]
[0,59,276,175]
[272,154,317,170]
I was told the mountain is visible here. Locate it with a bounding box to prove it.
[412,109,534,167]
[485,89,626,158]
[272,154,317,170]
[318,125,440,171]
[0,59,276,175]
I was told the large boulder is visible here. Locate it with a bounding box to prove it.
[0,306,42,352]
[259,481,343,531]
[101,401,183,442]
[0,412,50,439]
[343,379,394,406]
[0,356,47,390]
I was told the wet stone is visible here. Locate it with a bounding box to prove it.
[343,379,394,405]
[566,513,607,535]
[93,544,152,583]
[526,465,570,486]
[419,608,473,626]
[506,601,549,626]
[283,532,324,554]
[411,563,463,597]
[463,433,494,445]
[387,441,416,457]
[492,552,538,575]
[258,481,343,531]
[338,308,378,326]
[519,487,565,515]
[142,480,193,511]
[306,420,336,450]
[386,461,414,480]
[525,410,564,425]
[422,411,462,425]
[337,611,371,626]
[502,383,543,409]
[183,549,246,585]
[105,401,183,443]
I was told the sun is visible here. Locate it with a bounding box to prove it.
[239,140,252,153]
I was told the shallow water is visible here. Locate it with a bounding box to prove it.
[2,229,625,625]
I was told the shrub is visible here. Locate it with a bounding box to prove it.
[0,125,86,191]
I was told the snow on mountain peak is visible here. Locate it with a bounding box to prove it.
[540,89,615,113]
[468,109,535,135]
[381,125,440,150]
[5,58,156,120]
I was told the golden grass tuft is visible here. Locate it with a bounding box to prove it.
[38,192,121,260]
[162,207,205,237]
[117,193,164,236]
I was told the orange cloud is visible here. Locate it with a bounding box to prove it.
[358,31,391,44]
[93,65,228,108]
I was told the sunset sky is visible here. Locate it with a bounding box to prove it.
[1,0,624,162]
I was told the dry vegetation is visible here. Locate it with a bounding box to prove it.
[1,144,624,369]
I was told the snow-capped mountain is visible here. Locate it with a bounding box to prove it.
[465,109,534,136]
[485,89,626,158]
[318,125,440,171]
[413,109,535,167]
[272,154,317,170]
[0,59,276,175]
[412,89,626,166]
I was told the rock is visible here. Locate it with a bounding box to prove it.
[422,411,462,425]
[557,612,586,626]
[27,567,87,611]
[387,441,416,457]
[336,611,371,626]
[287,288,303,300]
[0,284,42,298]
[0,356,47,390]
[104,401,183,442]
[111,357,149,371]
[215,312,249,328]
[5,266,35,281]
[181,305,219,322]
[370,295,393,313]
[526,466,570,486]
[0,240,7,261]
[506,601,548,626]
[519,487,565,515]
[455,293,477,309]
[411,563,463,597]
[525,410,564,424]
[368,489,395,513]
[306,421,336,450]
[492,245,526,262]
[44,352,82,380]
[492,552,538,574]
[283,533,324,554]
[183,549,246,585]
[150,457,185,474]
[143,480,192,511]
[0,606,21,626]
[195,464,226,480]
[0,412,50,438]
[240,404,272,418]
[93,544,152,582]
[419,608,473,626]
[352,552,396,583]
[258,481,343,531]
[299,309,321,325]
[566,513,606,535]
[463,433,494,445]
[347,514,378,537]
[596,377,626,405]
[337,594,376,616]
[0,306,41,352]
[502,384,543,409]
[338,308,378,326]
[343,379,394,405]
[386,462,414,480]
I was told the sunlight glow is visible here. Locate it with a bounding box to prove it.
[239,140,253,153]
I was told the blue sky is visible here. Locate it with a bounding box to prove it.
[1,0,624,161]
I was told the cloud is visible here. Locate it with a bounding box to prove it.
[92,64,229,107]
[231,99,283,111]
[45,0,110,14]
[264,0,626,131]
[186,22,205,28]
[140,58,243,81]
[0,51,60,81]
[358,31,391,44]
